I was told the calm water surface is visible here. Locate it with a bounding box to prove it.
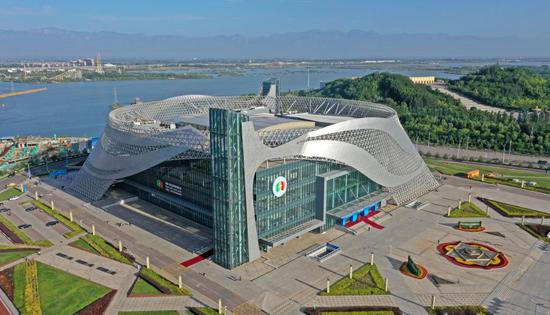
[0,67,460,137]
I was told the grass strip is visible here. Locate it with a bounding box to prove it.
[70,238,100,255]
[0,214,53,247]
[31,200,85,238]
[130,277,163,296]
[320,264,387,296]
[80,234,133,265]
[448,201,488,218]
[140,267,191,296]
[13,262,26,313]
[483,198,550,218]
[0,188,23,201]
[0,250,36,266]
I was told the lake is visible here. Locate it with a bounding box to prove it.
[0,66,461,137]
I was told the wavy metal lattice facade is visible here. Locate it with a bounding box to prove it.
[69,95,438,266]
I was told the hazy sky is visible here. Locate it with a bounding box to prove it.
[1,0,549,38]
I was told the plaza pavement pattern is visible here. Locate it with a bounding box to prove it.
[10,173,550,314]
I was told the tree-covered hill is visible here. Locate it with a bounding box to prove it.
[294,72,549,155]
[448,65,550,111]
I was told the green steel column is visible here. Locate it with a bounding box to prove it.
[210,108,249,269]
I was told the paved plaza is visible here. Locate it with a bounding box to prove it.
[4,172,550,314]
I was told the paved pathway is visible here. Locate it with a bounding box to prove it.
[431,83,511,115]
[35,244,136,289]
[118,296,204,312]
[305,295,396,307]
[104,267,140,315]
[24,180,252,313]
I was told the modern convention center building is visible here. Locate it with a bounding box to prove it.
[70,81,438,269]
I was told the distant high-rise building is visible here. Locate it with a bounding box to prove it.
[95,52,104,74]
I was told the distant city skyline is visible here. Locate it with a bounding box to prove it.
[0,0,549,39]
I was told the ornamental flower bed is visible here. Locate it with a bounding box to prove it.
[77,289,117,315]
[437,241,508,270]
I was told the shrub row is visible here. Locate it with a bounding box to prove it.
[81,235,133,265]
[24,260,41,315]
[31,200,86,238]
[140,267,191,296]
[0,214,53,247]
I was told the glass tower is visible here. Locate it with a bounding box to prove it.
[210,108,249,269]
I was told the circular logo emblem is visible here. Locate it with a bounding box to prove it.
[272,176,287,197]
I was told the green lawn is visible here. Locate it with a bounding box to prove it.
[426,158,550,193]
[13,263,26,312]
[70,238,100,254]
[79,234,133,265]
[483,198,550,218]
[0,188,22,201]
[426,305,490,315]
[448,201,488,218]
[30,200,86,238]
[0,213,53,247]
[189,308,219,315]
[320,264,387,296]
[37,262,111,315]
[130,277,163,295]
[0,250,36,266]
[140,267,191,295]
[118,311,180,315]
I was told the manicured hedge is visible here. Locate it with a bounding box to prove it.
[80,235,133,265]
[0,214,53,247]
[481,198,550,218]
[31,200,86,238]
[140,268,191,296]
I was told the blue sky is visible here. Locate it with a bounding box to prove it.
[0,0,549,38]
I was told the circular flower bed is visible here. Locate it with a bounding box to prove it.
[437,241,508,269]
[399,263,428,279]
[455,226,486,232]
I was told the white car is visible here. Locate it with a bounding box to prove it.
[8,196,20,201]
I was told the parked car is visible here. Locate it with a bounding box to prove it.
[8,196,20,201]
[46,220,59,227]
[0,208,9,213]
[25,207,37,212]
[17,224,32,229]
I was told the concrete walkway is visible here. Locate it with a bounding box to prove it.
[118,296,204,312]
[306,295,396,307]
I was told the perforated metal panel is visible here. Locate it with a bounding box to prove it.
[70,95,437,207]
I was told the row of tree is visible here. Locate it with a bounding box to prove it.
[293,72,549,155]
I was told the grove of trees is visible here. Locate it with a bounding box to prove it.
[448,65,550,111]
[293,72,550,155]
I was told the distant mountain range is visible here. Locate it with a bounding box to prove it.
[2,28,550,60]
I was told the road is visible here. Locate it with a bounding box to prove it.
[417,144,550,166]
[431,83,513,115]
